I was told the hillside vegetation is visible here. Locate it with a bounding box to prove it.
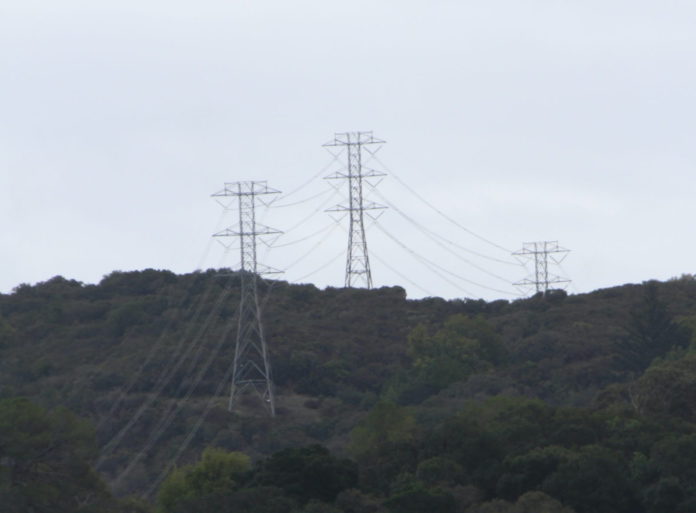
[2,269,696,512]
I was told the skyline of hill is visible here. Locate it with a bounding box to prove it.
[1,269,696,512]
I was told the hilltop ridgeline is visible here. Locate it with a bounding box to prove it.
[1,269,696,512]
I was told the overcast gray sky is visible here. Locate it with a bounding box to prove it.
[2,1,695,300]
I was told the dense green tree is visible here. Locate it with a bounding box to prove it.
[394,315,507,401]
[423,409,501,490]
[299,499,343,513]
[334,488,385,513]
[617,282,691,373]
[157,448,250,512]
[642,477,685,513]
[629,354,696,421]
[496,445,573,499]
[254,445,358,505]
[416,456,464,486]
[0,397,110,513]
[541,445,639,513]
[350,402,417,457]
[164,486,294,513]
[410,315,506,365]
[470,491,575,513]
[349,402,420,492]
[383,473,456,513]
[383,484,456,513]
[7,268,696,506]
[649,434,696,486]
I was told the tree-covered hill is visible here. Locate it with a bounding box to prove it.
[1,270,696,512]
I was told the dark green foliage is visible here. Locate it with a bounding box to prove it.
[157,448,251,512]
[0,398,128,513]
[645,433,696,505]
[383,482,456,513]
[349,402,420,492]
[390,315,506,402]
[642,477,685,513]
[5,270,696,511]
[416,456,464,486]
[541,445,639,513]
[254,445,358,504]
[629,354,696,421]
[165,486,294,513]
[470,491,575,513]
[274,352,348,396]
[617,282,691,373]
[350,402,417,457]
[497,445,573,499]
[653,433,696,471]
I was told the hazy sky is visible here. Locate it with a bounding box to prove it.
[2,1,696,300]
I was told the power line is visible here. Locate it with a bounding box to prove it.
[282,188,342,235]
[144,357,233,498]
[267,221,338,249]
[144,277,286,499]
[373,221,519,297]
[113,300,241,490]
[369,222,475,297]
[280,222,342,272]
[373,189,520,266]
[97,276,219,432]
[372,189,518,285]
[289,248,345,283]
[370,250,434,296]
[96,205,248,451]
[557,261,580,293]
[195,208,229,270]
[91,222,229,430]
[97,280,237,467]
[371,154,513,253]
[103,182,294,491]
[267,188,333,209]
[271,150,343,202]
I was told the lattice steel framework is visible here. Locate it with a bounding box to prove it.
[212,181,281,416]
[324,131,386,288]
[513,241,570,295]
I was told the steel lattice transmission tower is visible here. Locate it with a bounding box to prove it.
[324,131,386,288]
[513,241,570,296]
[212,181,281,416]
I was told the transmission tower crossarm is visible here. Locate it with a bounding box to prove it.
[323,131,386,147]
[212,181,281,198]
[213,225,282,238]
[325,201,386,213]
[325,169,386,180]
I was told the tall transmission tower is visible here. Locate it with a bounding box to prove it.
[212,181,281,416]
[513,241,570,295]
[324,131,386,288]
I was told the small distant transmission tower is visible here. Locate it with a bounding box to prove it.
[513,241,570,295]
[212,181,281,416]
[324,131,386,288]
